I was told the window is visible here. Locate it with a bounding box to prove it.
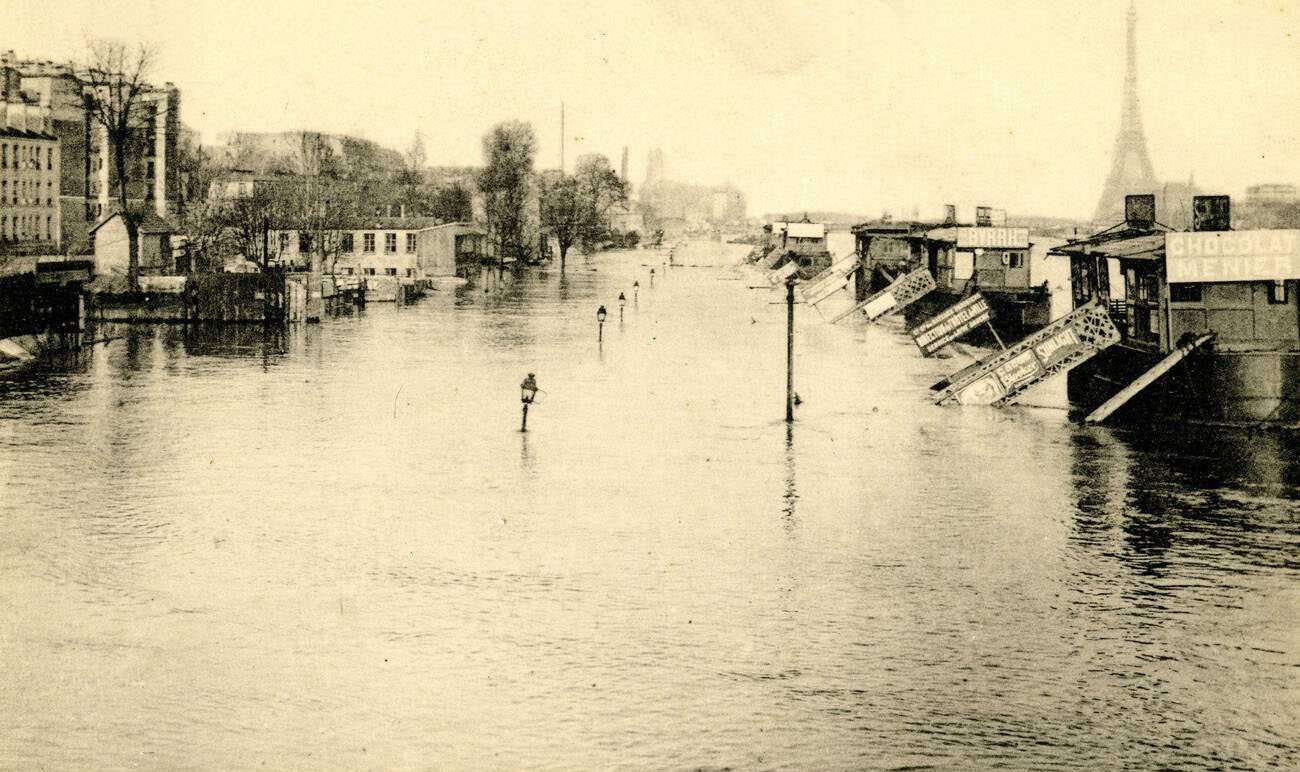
[278,232,289,253]
[405,233,416,254]
[342,267,354,275]
[406,268,413,277]
[1007,252,1023,269]
[45,216,51,240]
[1170,283,1202,303]
[385,233,397,254]
[1,144,6,168]
[362,233,375,253]
[46,148,52,170]
[1269,280,1289,305]
[298,232,311,253]
[386,267,397,276]
[364,267,376,276]
[46,181,52,207]
[340,233,354,253]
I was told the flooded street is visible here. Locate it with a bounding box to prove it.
[1,241,1297,770]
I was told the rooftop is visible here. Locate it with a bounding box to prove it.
[0,126,56,141]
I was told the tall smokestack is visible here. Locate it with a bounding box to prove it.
[621,146,629,181]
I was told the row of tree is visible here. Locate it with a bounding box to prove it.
[478,121,631,271]
[76,39,637,285]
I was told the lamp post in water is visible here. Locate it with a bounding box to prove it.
[520,373,538,432]
[618,292,626,322]
[597,305,607,343]
[649,268,654,288]
[785,277,796,422]
[633,280,639,305]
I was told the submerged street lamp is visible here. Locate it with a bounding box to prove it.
[520,372,538,432]
[618,292,626,322]
[597,305,607,342]
[649,268,655,288]
[633,280,639,305]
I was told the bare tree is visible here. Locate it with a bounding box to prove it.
[287,132,352,274]
[392,131,430,217]
[479,121,537,264]
[76,40,155,291]
[222,184,293,272]
[539,172,581,272]
[573,153,628,251]
[178,197,233,272]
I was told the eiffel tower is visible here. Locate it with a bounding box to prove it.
[1093,0,1158,225]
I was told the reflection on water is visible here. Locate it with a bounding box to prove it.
[0,244,1296,770]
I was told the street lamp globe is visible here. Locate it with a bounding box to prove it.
[597,305,607,323]
[618,292,626,307]
[520,373,538,404]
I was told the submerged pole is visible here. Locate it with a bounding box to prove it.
[786,276,795,423]
[521,402,529,432]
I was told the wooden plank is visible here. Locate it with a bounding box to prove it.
[1083,333,1215,424]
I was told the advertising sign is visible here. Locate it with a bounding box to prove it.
[1192,195,1231,232]
[909,293,991,356]
[830,267,936,324]
[955,227,1029,249]
[1165,230,1300,283]
[1125,194,1156,226]
[765,260,799,285]
[935,301,1121,407]
[801,255,861,305]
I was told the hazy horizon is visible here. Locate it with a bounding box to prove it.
[7,0,1299,220]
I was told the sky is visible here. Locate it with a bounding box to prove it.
[7,0,1300,219]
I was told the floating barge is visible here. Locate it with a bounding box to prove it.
[1052,196,1300,426]
[851,217,1051,342]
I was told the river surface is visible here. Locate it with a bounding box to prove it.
[1,242,1297,770]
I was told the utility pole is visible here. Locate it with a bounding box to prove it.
[786,276,796,423]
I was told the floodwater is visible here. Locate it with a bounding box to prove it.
[1,241,1297,770]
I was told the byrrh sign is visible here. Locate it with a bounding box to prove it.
[1165,230,1300,283]
[955,227,1028,249]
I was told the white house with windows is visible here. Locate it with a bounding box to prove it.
[264,219,485,299]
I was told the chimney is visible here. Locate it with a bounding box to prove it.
[620,146,629,181]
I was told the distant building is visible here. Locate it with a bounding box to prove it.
[1,50,181,254]
[1246,184,1297,204]
[0,126,60,254]
[206,169,291,200]
[608,204,644,237]
[267,219,483,280]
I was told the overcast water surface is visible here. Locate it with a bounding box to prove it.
[1,242,1297,770]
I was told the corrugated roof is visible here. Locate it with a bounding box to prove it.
[1051,231,1165,260]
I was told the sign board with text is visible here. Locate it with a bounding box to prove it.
[765,260,799,285]
[955,227,1029,249]
[909,293,991,356]
[801,255,861,306]
[1165,230,1300,283]
[934,300,1121,407]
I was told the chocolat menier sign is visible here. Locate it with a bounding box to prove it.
[1165,230,1300,283]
